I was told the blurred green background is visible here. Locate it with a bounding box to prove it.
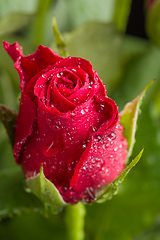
[1,0,160,239]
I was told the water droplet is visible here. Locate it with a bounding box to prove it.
[96,104,106,115]
[102,143,109,149]
[81,109,85,115]
[71,112,76,117]
[110,132,116,139]
[114,147,118,152]
[52,125,60,131]
[94,135,102,142]
[51,165,57,170]
[26,154,31,159]
[57,72,63,78]
[43,141,60,157]
[82,143,87,149]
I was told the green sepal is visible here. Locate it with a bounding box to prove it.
[97,148,144,203]
[120,80,155,160]
[0,104,17,147]
[52,16,68,57]
[26,166,66,215]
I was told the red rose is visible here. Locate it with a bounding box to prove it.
[3,41,128,204]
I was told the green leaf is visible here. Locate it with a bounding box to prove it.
[55,0,116,30]
[26,166,66,215]
[0,0,39,36]
[145,1,160,47]
[97,148,144,203]
[134,215,160,240]
[0,0,38,18]
[0,104,17,147]
[120,80,154,159]
[113,0,132,32]
[0,167,44,220]
[150,80,160,121]
[0,13,34,36]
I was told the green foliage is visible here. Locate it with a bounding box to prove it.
[54,0,116,30]
[0,1,160,239]
[113,0,132,32]
[146,1,160,47]
[0,0,39,36]
[0,167,45,220]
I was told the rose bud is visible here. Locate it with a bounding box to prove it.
[3,41,128,204]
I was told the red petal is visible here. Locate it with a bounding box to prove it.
[3,41,24,62]
[13,91,36,163]
[3,41,62,90]
[70,124,128,200]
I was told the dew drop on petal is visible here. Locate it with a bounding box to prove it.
[114,146,118,152]
[70,112,76,117]
[81,109,85,115]
[72,68,77,73]
[43,141,60,157]
[94,135,102,142]
[96,104,106,115]
[82,143,87,149]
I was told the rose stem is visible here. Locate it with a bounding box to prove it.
[65,202,86,240]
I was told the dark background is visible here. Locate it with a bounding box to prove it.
[126,0,148,38]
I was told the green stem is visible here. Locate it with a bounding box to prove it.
[65,202,86,240]
[31,0,53,45]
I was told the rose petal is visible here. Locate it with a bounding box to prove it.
[95,96,119,131]
[13,91,36,163]
[3,41,24,62]
[3,41,62,90]
[69,124,128,202]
